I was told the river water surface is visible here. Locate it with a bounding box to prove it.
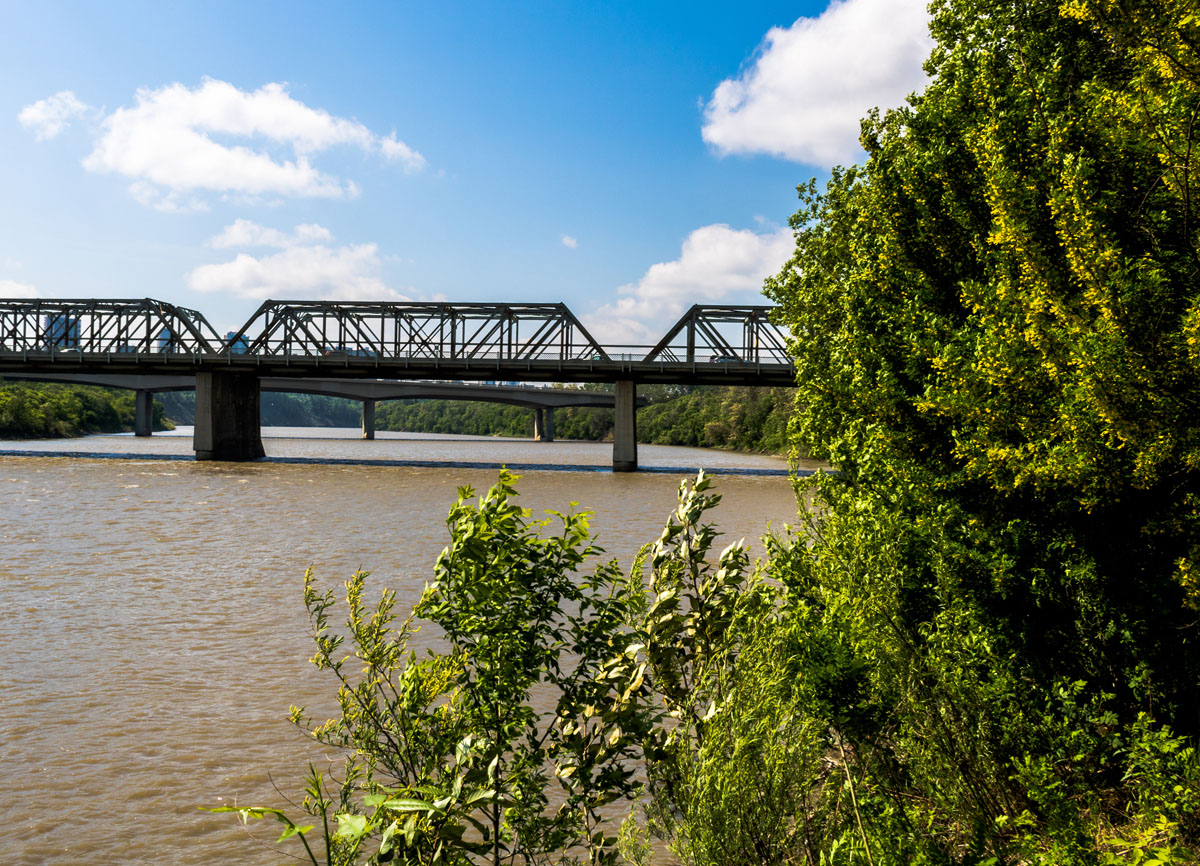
[0,429,807,865]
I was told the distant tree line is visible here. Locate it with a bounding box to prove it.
[1,380,792,455]
[157,391,361,428]
[374,385,794,454]
[0,378,172,438]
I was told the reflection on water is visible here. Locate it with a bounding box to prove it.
[0,430,805,865]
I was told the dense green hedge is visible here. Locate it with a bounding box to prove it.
[0,379,172,438]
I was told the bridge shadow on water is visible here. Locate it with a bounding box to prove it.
[0,447,804,477]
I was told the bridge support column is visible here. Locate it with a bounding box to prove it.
[362,399,376,440]
[193,371,265,461]
[613,380,637,472]
[134,389,153,437]
[533,407,555,442]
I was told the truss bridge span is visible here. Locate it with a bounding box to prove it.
[0,299,794,470]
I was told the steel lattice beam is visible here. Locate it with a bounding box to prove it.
[0,298,221,354]
[224,301,611,362]
[642,305,791,364]
[0,298,794,385]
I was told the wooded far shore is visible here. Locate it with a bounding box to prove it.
[0,379,793,454]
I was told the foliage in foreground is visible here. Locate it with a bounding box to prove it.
[0,379,171,438]
[219,470,657,865]
[754,0,1200,860]
[219,0,1200,861]
[221,469,1200,865]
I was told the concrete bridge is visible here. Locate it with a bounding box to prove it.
[0,299,793,471]
[6,371,642,443]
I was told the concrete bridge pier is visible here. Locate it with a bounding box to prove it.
[134,389,153,437]
[361,399,376,440]
[533,407,555,442]
[193,371,265,461]
[613,380,637,472]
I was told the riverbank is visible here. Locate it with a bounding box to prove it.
[0,379,173,438]
[4,383,796,455]
[374,384,794,453]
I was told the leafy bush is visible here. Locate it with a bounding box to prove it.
[221,471,653,865]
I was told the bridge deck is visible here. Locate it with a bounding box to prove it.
[0,351,795,386]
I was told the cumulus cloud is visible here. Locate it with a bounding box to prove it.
[20,79,426,210]
[702,0,933,166]
[561,235,578,249]
[188,220,411,301]
[379,133,425,170]
[129,180,210,214]
[0,278,40,298]
[583,223,793,344]
[209,218,332,249]
[18,91,90,140]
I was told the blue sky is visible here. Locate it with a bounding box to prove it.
[1,0,931,343]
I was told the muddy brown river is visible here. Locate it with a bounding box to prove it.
[0,428,808,864]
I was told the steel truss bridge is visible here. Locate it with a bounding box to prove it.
[0,299,794,470]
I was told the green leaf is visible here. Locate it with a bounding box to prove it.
[334,813,370,839]
[382,798,439,813]
[276,823,314,843]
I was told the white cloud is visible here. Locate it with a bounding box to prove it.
[380,133,427,172]
[21,78,426,210]
[129,180,210,214]
[189,220,410,301]
[561,234,578,249]
[0,279,40,298]
[702,0,933,166]
[209,218,332,249]
[583,223,793,344]
[18,91,90,140]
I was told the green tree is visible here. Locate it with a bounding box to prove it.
[755,0,1200,859]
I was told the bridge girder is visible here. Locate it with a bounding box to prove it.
[1,372,638,409]
[0,299,792,468]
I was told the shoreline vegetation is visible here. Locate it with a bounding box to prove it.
[2,383,794,455]
[0,378,173,438]
[373,385,793,453]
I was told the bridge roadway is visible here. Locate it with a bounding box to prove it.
[0,299,794,470]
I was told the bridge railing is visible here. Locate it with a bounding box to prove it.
[0,298,222,355]
[223,301,614,362]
